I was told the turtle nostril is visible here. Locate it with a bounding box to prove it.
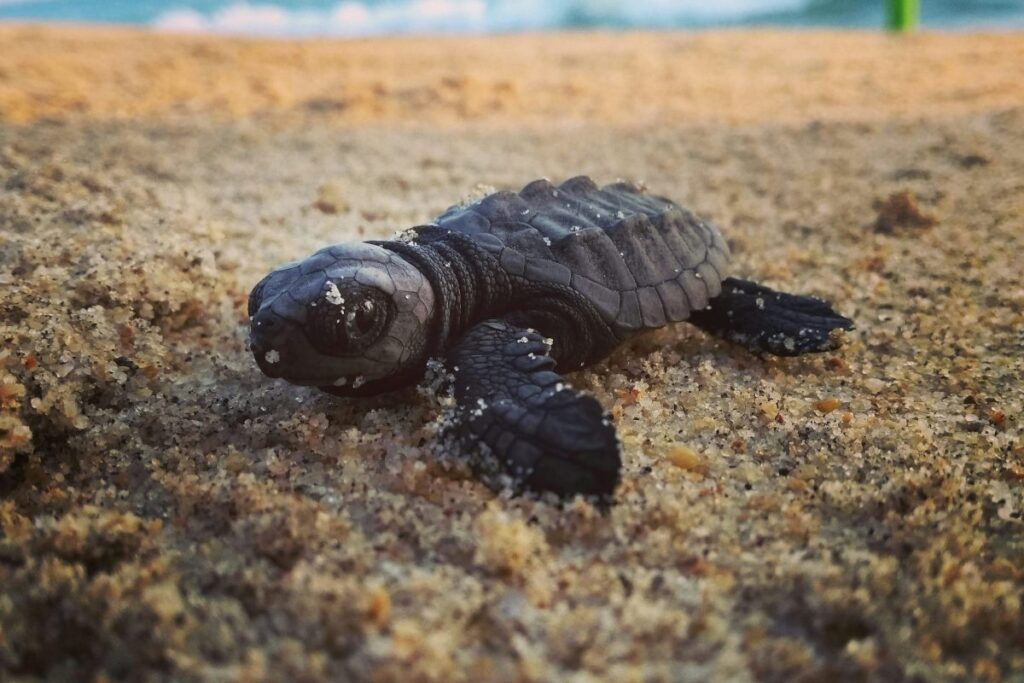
[250,311,284,354]
[251,310,279,331]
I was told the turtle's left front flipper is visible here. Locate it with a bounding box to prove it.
[689,277,854,356]
[443,320,621,500]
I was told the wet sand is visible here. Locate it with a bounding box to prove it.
[1,25,1022,682]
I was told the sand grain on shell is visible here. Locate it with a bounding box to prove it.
[1,26,1023,682]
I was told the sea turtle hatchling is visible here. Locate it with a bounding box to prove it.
[249,177,853,499]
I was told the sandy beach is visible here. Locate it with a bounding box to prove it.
[1,25,1023,681]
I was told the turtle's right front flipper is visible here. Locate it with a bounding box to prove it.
[444,320,621,500]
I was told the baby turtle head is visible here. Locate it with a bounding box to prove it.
[248,243,435,395]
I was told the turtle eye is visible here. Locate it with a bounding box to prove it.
[347,300,381,341]
[306,283,390,356]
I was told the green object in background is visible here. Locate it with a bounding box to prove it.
[887,0,920,31]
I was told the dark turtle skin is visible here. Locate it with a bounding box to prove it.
[249,176,853,500]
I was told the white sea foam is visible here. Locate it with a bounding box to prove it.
[152,0,811,37]
[5,0,1024,33]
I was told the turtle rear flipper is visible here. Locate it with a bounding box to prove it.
[689,277,854,356]
[444,320,621,500]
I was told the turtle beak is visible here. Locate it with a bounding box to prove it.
[250,309,286,378]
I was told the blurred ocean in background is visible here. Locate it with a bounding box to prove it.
[1,0,1023,35]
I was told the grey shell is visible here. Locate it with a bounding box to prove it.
[433,176,731,336]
